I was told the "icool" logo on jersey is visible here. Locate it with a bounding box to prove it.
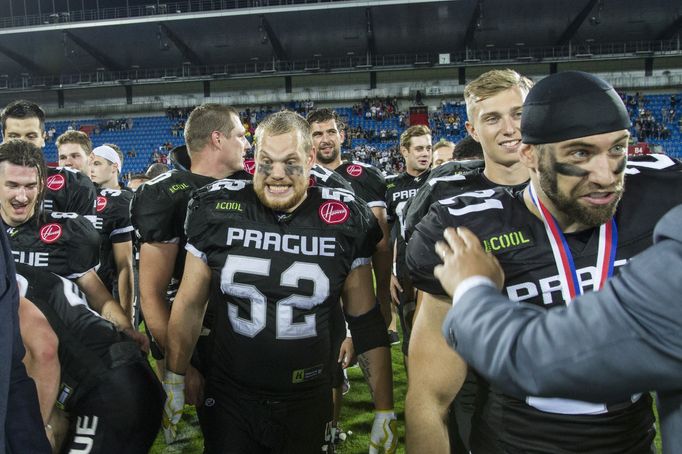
[169,183,190,194]
[96,196,107,213]
[40,223,63,244]
[319,201,350,224]
[215,201,243,212]
[46,174,65,191]
[346,164,363,177]
[482,229,534,253]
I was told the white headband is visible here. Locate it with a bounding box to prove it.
[92,145,121,170]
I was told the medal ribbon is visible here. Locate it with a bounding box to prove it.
[528,182,617,303]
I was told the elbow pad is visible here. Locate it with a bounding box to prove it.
[345,304,389,355]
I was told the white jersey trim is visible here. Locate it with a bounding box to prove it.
[185,243,208,264]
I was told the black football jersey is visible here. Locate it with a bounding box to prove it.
[385,171,430,278]
[185,180,380,399]
[15,263,129,409]
[310,163,353,192]
[335,161,387,209]
[6,212,100,279]
[407,163,682,452]
[87,188,134,292]
[402,166,521,243]
[43,167,97,216]
[131,169,252,283]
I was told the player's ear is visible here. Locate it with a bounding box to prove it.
[305,146,316,169]
[518,143,538,170]
[465,121,479,142]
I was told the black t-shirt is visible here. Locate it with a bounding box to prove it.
[43,167,97,216]
[407,159,682,452]
[185,180,380,399]
[335,161,387,209]
[87,188,134,292]
[6,212,100,279]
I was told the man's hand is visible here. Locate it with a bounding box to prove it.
[389,274,403,306]
[162,370,185,444]
[184,365,205,407]
[338,336,356,368]
[434,227,504,297]
[122,327,150,354]
[369,410,398,453]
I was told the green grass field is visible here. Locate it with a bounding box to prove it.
[148,337,661,454]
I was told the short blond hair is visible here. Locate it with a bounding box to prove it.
[255,110,312,157]
[56,130,92,155]
[464,69,533,120]
[400,125,432,150]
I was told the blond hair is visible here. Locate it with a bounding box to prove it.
[464,69,533,120]
[400,125,432,150]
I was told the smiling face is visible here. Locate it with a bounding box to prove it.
[253,130,314,212]
[525,129,629,231]
[310,118,344,167]
[466,86,526,168]
[0,161,41,227]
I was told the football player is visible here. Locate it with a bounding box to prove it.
[404,68,533,452]
[1,100,96,215]
[163,111,397,453]
[17,264,163,454]
[407,71,682,453]
[385,124,433,362]
[89,144,135,323]
[0,139,146,438]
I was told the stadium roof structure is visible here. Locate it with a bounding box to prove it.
[0,0,680,91]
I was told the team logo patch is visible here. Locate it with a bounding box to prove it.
[319,201,349,224]
[346,164,363,177]
[40,223,62,244]
[243,159,256,175]
[308,176,317,187]
[46,174,65,191]
[96,196,107,213]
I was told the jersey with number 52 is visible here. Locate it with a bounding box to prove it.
[185,179,381,399]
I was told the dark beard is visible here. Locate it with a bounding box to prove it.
[254,179,307,212]
[538,158,624,228]
[316,148,339,165]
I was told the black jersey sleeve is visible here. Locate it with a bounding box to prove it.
[310,164,354,192]
[406,202,451,296]
[66,169,97,216]
[130,172,182,243]
[44,168,97,216]
[64,214,101,278]
[104,190,134,244]
[403,173,469,242]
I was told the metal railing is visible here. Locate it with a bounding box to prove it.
[0,0,356,29]
[1,39,680,92]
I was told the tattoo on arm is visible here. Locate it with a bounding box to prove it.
[358,353,374,399]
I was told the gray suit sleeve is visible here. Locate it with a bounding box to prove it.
[443,206,682,402]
